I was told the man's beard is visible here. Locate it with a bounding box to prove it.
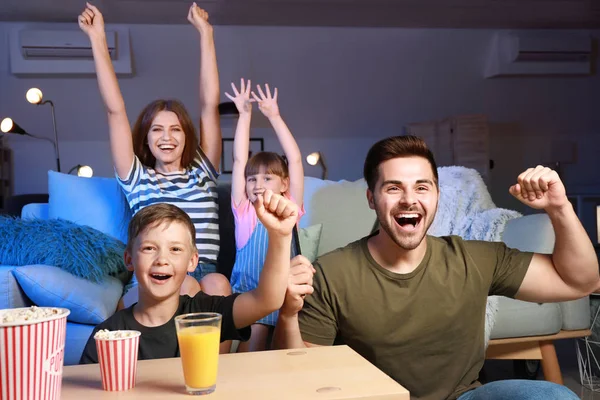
[374,205,435,251]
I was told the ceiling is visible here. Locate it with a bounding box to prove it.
[0,0,599,29]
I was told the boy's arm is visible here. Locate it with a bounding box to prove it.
[188,4,222,169]
[232,191,297,329]
[225,79,253,207]
[252,85,304,206]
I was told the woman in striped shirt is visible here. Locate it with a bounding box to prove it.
[78,3,230,314]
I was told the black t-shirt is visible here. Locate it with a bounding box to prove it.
[80,293,250,364]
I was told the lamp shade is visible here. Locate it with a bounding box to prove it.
[26,88,43,105]
[68,164,94,178]
[0,118,28,135]
[306,152,320,166]
[218,101,239,117]
[77,165,94,178]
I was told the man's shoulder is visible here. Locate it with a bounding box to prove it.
[314,236,368,269]
[428,235,509,258]
[429,234,501,248]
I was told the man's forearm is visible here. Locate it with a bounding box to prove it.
[273,314,306,349]
[549,202,599,291]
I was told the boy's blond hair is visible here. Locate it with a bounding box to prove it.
[126,203,196,252]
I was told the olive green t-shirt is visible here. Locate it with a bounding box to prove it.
[298,234,533,400]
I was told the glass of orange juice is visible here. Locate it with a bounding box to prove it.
[175,312,222,395]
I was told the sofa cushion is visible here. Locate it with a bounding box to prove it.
[48,171,131,243]
[21,203,49,220]
[65,322,95,366]
[502,213,555,254]
[560,297,591,330]
[298,224,323,263]
[302,177,376,256]
[12,265,123,325]
[490,297,562,339]
[0,265,33,309]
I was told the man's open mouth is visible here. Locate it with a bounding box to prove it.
[394,213,422,230]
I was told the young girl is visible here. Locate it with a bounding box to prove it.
[225,79,305,351]
[78,4,230,304]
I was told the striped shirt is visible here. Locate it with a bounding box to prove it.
[116,147,220,264]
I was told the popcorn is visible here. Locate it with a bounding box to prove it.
[1,306,62,324]
[94,329,139,340]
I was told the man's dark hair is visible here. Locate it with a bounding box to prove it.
[363,135,438,191]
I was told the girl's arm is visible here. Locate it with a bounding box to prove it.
[225,79,254,207]
[252,85,304,207]
[78,3,133,180]
[188,4,221,170]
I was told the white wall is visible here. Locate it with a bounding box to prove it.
[0,22,598,214]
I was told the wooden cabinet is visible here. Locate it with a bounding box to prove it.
[0,138,13,210]
[406,114,491,184]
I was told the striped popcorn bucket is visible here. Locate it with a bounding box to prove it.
[0,307,70,400]
[95,331,141,391]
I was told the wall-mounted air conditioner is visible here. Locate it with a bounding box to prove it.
[9,27,133,75]
[484,31,593,78]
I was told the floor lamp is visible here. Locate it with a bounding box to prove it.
[0,117,60,172]
[306,151,328,180]
[26,88,61,172]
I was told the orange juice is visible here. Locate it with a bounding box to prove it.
[177,325,221,389]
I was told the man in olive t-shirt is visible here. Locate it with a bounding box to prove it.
[273,136,598,400]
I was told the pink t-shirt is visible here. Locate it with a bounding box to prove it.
[232,193,305,250]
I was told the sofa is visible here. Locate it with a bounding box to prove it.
[0,170,591,377]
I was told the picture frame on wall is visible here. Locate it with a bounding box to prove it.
[221,137,264,174]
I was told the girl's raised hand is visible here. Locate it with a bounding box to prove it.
[224,78,254,115]
[252,84,280,119]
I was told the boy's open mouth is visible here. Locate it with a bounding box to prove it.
[394,213,422,232]
[150,273,173,284]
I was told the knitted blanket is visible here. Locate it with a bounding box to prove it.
[0,216,127,282]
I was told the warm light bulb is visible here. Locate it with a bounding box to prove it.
[0,118,13,133]
[77,165,94,178]
[26,88,43,104]
[306,152,320,166]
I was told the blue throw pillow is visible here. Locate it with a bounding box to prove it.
[48,171,131,243]
[12,265,123,325]
[0,216,127,282]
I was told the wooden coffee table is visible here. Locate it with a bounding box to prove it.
[61,345,409,399]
